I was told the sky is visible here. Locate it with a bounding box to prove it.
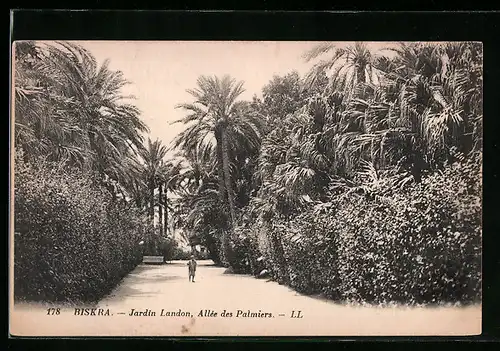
[69,41,399,157]
[72,41,316,156]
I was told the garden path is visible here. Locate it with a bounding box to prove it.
[12,260,481,336]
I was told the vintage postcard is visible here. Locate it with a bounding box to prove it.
[9,40,482,337]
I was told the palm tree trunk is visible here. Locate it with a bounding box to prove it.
[357,65,366,84]
[213,128,235,267]
[215,130,232,266]
[411,152,423,183]
[149,179,155,224]
[158,183,164,236]
[221,229,229,264]
[221,129,236,227]
[215,131,227,207]
[135,194,141,208]
[164,192,168,236]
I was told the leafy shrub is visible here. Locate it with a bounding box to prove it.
[140,224,166,257]
[229,227,261,274]
[14,152,145,303]
[197,249,210,260]
[334,154,481,304]
[160,236,178,262]
[239,155,482,305]
[168,245,190,260]
[199,229,223,265]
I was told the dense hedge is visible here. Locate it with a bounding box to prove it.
[14,153,146,303]
[238,155,482,305]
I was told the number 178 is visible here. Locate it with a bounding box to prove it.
[47,308,60,315]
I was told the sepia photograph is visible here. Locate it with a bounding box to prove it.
[9,40,482,336]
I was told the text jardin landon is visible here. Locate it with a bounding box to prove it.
[127,308,274,318]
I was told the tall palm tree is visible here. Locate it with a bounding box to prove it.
[175,150,215,194]
[14,41,88,166]
[354,42,483,180]
[299,42,483,184]
[300,42,386,175]
[157,160,184,236]
[303,42,379,100]
[47,42,148,185]
[167,150,225,264]
[14,41,149,196]
[256,105,328,217]
[139,138,169,224]
[181,176,226,265]
[172,75,264,264]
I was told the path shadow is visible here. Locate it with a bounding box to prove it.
[131,264,163,273]
[292,291,344,305]
[161,262,186,267]
[105,285,158,300]
[102,274,182,303]
[201,263,224,268]
[125,272,183,285]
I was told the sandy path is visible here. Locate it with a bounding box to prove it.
[10,260,481,336]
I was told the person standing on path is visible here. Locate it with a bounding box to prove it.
[187,255,197,282]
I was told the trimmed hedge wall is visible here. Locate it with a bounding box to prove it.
[14,154,146,303]
[239,155,482,305]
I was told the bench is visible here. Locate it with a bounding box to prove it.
[142,256,164,265]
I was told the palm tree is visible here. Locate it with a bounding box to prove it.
[167,152,225,264]
[14,41,149,197]
[354,42,483,180]
[157,160,184,236]
[139,138,169,224]
[47,42,148,185]
[175,150,215,194]
[303,42,379,100]
[256,105,328,218]
[181,177,226,265]
[14,41,88,166]
[300,42,386,176]
[299,42,483,184]
[172,75,264,266]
